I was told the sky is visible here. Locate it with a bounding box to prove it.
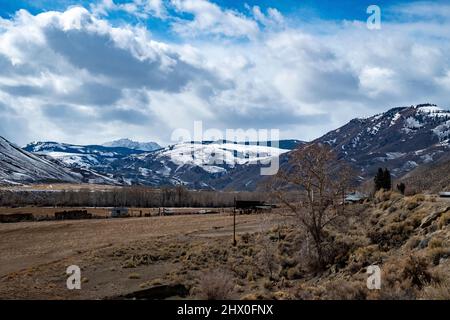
[0,0,450,146]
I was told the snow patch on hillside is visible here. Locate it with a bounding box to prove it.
[432,120,450,141]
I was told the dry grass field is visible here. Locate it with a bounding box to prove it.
[0,211,285,299]
[0,213,273,276]
[0,192,449,300]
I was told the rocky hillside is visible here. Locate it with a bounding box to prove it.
[316,104,450,179]
[0,136,81,185]
[401,152,450,193]
[1,137,118,185]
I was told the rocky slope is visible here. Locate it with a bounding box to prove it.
[315,104,450,179]
[0,137,81,184]
[1,137,118,185]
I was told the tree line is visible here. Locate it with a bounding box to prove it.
[0,186,269,208]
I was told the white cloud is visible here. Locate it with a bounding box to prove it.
[170,0,259,39]
[251,5,284,28]
[91,0,167,19]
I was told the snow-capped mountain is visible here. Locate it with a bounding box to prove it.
[11,104,450,190]
[0,136,81,184]
[21,139,300,189]
[106,140,296,189]
[23,141,147,171]
[315,104,450,178]
[103,138,161,152]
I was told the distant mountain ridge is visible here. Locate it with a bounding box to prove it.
[315,103,450,179]
[20,139,300,189]
[23,141,146,170]
[103,138,161,152]
[3,104,450,189]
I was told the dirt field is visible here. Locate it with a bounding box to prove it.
[0,212,283,299]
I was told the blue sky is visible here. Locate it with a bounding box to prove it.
[0,1,449,145]
[0,0,436,20]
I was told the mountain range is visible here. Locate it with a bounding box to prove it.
[102,138,161,152]
[315,104,450,179]
[1,104,450,191]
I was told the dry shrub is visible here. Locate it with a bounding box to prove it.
[295,279,367,300]
[377,263,418,300]
[348,244,383,272]
[286,266,303,280]
[368,222,415,249]
[240,232,251,243]
[403,194,426,211]
[375,190,392,203]
[198,269,235,300]
[401,255,432,289]
[438,211,450,229]
[322,279,367,300]
[427,247,450,266]
[256,234,279,280]
[273,291,293,300]
[241,292,272,300]
[421,278,450,300]
[405,236,421,250]
[128,273,141,279]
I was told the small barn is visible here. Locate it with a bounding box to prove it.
[111,207,129,218]
[344,192,368,204]
[161,208,175,216]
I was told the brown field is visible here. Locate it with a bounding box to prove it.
[0,211,284,299]
[1,192,448,300]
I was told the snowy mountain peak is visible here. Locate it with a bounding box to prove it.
[103,138,161,151]
[316,103,450,179]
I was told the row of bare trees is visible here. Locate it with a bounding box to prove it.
[0,186,266,208]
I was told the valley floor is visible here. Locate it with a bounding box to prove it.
[0,193,449,300]
[0,212,282,299]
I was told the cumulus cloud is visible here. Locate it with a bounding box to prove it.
[0,1,450,146]
[170,0,260,39]
[92,0,167,19]
[0,6,224,144]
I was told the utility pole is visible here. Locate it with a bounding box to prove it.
[233,197,237,246]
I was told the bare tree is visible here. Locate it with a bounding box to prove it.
[271,143,353,269]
